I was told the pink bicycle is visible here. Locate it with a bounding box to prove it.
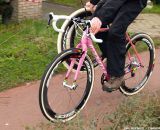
[39,12,155,122]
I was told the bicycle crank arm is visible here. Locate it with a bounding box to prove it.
[63,80,78,90]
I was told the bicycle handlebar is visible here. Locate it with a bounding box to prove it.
[49,12,71,32]
[90,33,103,43]
[49,12,103,43]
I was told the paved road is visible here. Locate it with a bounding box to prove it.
[128,13,160,37]
[42,2,77,20]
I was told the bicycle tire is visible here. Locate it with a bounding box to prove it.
[39,48,94,122]
[120,33,155,96]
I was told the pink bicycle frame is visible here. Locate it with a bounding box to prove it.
[65,27,143,82]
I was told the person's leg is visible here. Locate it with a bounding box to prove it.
[94,0,128,25]
[95,0,147,65]
[103,0,147,91]
[94,0,129,56]
[106,0,147,77]
[95,31,108,58]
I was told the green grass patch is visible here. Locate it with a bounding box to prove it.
[143,5,160,13]
[0,20,59,91]
[153,37,160,47]
[107,93,160,129]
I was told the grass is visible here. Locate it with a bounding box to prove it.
[0,20,59,91]
[107,92,160,129]
[143,5,160,13]
[25,92,160,130]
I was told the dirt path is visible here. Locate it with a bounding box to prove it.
[0,49,160,130]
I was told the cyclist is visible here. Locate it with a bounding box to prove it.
[85,0,147,92]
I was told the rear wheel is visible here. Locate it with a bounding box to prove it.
[57,8,92,53]
[39,48,94,122]
[120,33,155,96]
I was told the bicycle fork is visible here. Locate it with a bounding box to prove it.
[63,37,88,90]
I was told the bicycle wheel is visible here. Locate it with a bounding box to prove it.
[39,48,94,122]
[120,33,155,96]
[57,8,92,53]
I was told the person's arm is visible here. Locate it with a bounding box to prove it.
[90,0,127,34]
[90,0,100,5]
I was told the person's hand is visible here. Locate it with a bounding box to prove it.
[90,17,102,34]
[85,2,96,13]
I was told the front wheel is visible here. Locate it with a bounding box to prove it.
[120,33,155,96]
[39,48,94,122]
